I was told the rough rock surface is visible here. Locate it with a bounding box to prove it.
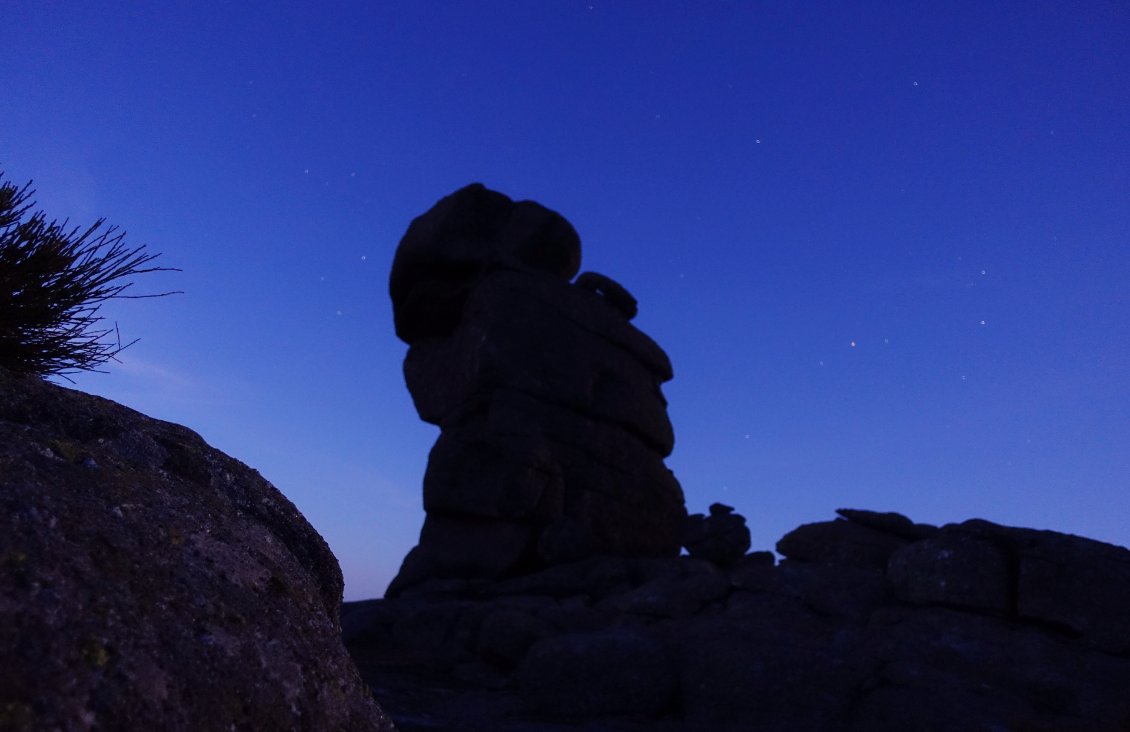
[345,508,1130,731]
[0,370,395,732]
[387,184,686,595]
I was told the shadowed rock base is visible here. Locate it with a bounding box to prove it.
[345,509,1130,732]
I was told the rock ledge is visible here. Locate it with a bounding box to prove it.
[345,508,1130,732]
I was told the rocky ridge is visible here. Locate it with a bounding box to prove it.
[353,184,1130,731]
[3,179,1127,730]
[344,508,1130,731]
[10,184,1125,732]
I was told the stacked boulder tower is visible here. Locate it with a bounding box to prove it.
[387,184,686,595]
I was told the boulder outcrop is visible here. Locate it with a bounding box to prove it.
[344,508,1130,731]
[0,370,395,732]
[360,187,1130,730]
[681,502,751,567]
[387,184,686,595]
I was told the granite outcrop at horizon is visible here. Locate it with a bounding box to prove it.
[387,184,686,595]
[344,508,1130,731]
[0,369,395,732]
[359,185,1130,730]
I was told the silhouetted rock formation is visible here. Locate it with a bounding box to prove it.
[360,187,1130,730]
[344,508,1130,731]
[387,184,686,596]
[681,502,751,567]
[0,370,395,732]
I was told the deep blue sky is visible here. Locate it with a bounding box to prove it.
[3,2,1127,600]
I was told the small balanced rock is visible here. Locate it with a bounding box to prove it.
[681,503,752,567]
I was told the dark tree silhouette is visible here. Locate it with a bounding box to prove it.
[0,171,180,380]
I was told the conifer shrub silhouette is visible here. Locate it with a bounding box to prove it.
[0,171,179,379]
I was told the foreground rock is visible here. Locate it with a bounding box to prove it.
[0,370,395,732]
[387,184,686,595]
[344,508,1130,731]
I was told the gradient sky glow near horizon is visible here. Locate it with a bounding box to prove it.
[3,2,1128,600]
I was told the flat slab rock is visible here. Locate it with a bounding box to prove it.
[345,509,1130,732]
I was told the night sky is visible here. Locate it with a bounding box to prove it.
[3,2,1127,600]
